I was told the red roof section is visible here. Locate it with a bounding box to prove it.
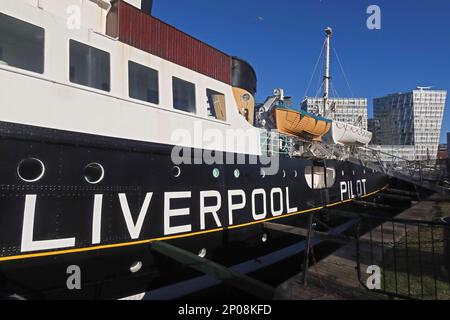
[107,0,232,84]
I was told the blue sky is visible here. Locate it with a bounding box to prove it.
[154,0,450,143]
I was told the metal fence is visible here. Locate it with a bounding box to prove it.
[260,131,299,157]
[355,215,450,300]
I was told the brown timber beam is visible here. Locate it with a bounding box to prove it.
[151,241,275,300]
[385,188,419,197]
[352,200,393,209]
[378,193,415,201]
[263,222,352,245]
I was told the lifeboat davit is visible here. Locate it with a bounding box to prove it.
[273,107,332,141]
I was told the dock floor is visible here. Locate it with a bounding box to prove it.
[275,194,450,300]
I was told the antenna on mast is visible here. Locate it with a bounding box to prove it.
[323,27,332,117]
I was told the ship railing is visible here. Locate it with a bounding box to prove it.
[353,146,450,194]
[312,142,449,194]
[360,147,447,181]
[260,131,303,157]
[259,132,449,193]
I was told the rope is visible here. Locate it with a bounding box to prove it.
[331,82,340,99]
[304,39,326,98]
[314,82,324,101]
[332,44,355,98]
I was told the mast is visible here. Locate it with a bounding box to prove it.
[323,27,332,117]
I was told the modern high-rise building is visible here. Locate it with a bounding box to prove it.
[301,97,368,130]
[367,118,381,145]
[372,87,447,160]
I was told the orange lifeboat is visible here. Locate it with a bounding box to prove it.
[273,107,332,141]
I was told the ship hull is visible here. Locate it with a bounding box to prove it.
[0,121,388,299]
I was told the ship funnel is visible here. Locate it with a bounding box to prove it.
[141,0,153,15]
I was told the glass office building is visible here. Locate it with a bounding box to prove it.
[372,88,447,161]
[301,97,368,130]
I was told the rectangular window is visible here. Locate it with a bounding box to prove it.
[0,13,44,73]
[173,77,196,113]
[69,40,110,92]
[206,89,226,121]
[128,61,159,104]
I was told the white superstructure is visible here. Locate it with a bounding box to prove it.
[0,0,262,156]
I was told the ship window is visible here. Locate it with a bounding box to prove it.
[206,89,226,121]
[0,13,44,73]
[305,166,336,189]
[128,61,159,104]
[173,77,196,113]
[69,40,110,92]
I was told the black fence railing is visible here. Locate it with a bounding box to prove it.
[447,159,450,180]
[355,215,450,300]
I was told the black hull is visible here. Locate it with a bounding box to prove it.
[0,121,388,299]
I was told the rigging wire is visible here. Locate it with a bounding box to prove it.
[332,44,355,98]
[314,54,324,98]
[329,83,340,115]
[331,82,340,99]
[303,39,326,98]
[314,82,324,101]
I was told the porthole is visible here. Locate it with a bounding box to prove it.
[198,248,207,258]
[261,169,266,178]
[262,233,268,243]
[342,170,345,176]
[212,168,220,178]
[17,158,45,183]
[242,93,251,102]
[234,169,240,178]
[172,166,181,178]
[130,261,142,273]
[84,163,104,184]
